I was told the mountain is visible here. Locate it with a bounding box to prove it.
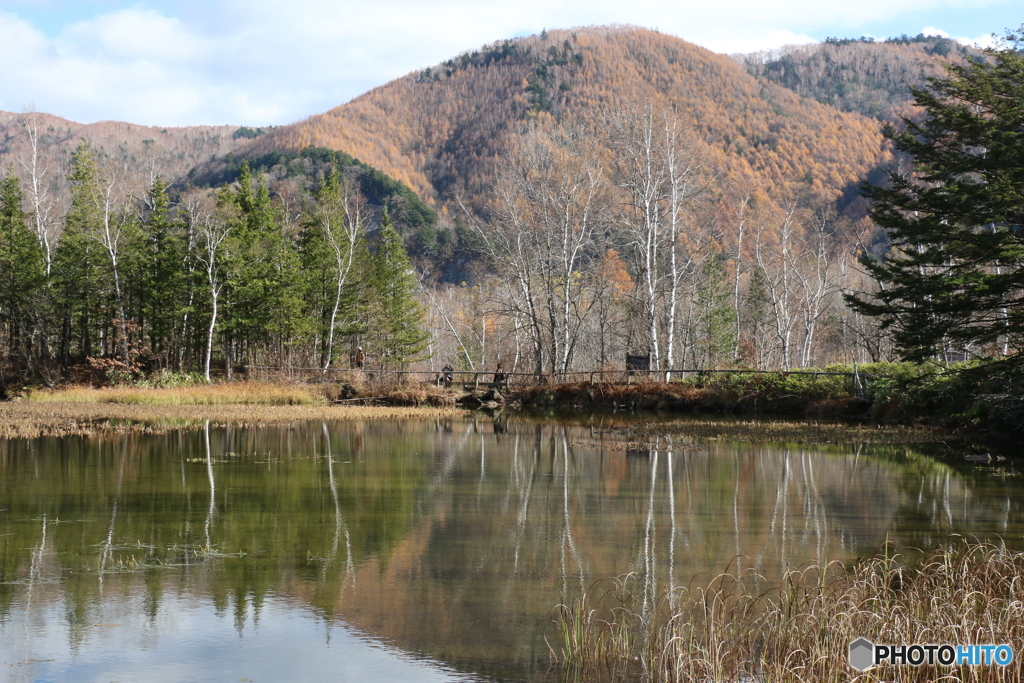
[232,26,892,215]
[0,110,251,204]
[737,34,985,124]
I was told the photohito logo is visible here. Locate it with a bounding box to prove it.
[849,638,1014,671]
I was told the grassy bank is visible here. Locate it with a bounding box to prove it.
[508,361,1024,437]
[0,400,468,440]
[553,540,1024,682]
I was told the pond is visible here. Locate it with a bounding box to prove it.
[1,415,1022,682]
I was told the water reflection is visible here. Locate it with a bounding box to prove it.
[1,417,1022,682]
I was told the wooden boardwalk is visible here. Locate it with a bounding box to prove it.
[246,365,869,390]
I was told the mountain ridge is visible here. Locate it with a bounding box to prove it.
[223,26,896,218]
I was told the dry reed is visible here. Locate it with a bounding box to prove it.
[0,401,469,440]
[554,539,1024,682]
[25,382,327,406]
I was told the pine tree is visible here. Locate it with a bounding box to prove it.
[139,177,189,365]
[54,141,105,363]
[365,211,429,370]
[848,30,1024,365]
[223,161,306,369]
[696,255,736,368]
[0,172,46,371]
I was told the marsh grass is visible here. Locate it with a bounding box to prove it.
[26,382,326,406]
[553,539,1024,682]
[0,401,469,439]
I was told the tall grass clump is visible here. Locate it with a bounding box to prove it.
[553,539,1024,682]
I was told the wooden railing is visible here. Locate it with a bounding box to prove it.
[245,365,873,394]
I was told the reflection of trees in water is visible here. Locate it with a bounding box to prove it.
[320,421,355,597]
[204,420,215,549]
[2,419,1024,679]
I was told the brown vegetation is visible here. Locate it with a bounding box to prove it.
[241,26,891,214]
[740,36,984,123]
[0,385,468,440]
[554,539,1024,682]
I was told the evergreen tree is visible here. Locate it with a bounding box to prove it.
[365,212,429,370]
[223,161,306,368]
[300,168,367,371]
[0,172,46,370]
[54,141,105,363]
[849,30,1024,365]
[139,178,189,365]
[696,255,736,368]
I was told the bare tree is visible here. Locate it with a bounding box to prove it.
[754,202,800,370]
[311,171,364,373]
[19,112,59,275]
[469,122,604,376]
[187,192,232,382]
[607,104,707,374]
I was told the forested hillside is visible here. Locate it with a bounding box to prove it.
[238,26,890,214]
[0,110,249,196]
[4,25,991,388]
[738,34,986,123]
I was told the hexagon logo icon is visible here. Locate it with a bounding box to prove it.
[849,637,875,671]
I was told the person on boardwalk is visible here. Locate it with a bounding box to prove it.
[493,361,507,388]
[441,364,454,388]
[355,346,365,369]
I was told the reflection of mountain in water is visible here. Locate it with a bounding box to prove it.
[2,418,1023,681]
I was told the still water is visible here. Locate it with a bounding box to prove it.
[1,415,1021,682]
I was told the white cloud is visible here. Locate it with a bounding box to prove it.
[921,24,1002,48]
[60,8,211,63]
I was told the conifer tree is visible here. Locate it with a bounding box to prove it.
[0,172,46,370]
[696,255,736,368]
[365,211,429,370]
[54,141,105,363]
[139,178,189,365]
[223,161,306,369]
[849,30,1024,365]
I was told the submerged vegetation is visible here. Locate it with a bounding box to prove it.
[554,539,1024,682]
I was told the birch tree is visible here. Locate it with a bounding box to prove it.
[472,122,603,376]
[608,104,706,373]
[187,192,233,382]
[19,112,58,275]
[305,169,365,373]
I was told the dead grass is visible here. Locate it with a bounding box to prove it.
[25,382,327,406]
[554,539,1024,682]
[0,401,469,440]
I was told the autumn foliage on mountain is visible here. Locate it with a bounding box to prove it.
[0,110,250,198]
[241,26,893,214]
[0,25,992,382]
[740,34,984,123]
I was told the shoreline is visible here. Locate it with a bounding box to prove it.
[1,393,950,447]
[0,401,471,440]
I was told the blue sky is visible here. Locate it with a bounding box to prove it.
[0,0,1019,127]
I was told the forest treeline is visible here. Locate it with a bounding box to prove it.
[3,26,988,387]
[739,35,985,123]
[0,140,431,387]
[0,106,888,388]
